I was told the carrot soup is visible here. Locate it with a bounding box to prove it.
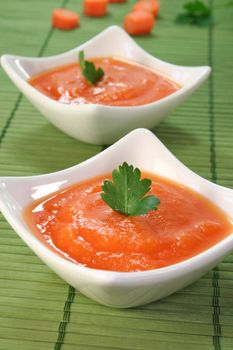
[24,173,232,272]
[28,57,180,107]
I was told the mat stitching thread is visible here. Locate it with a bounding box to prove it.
[208,1,221,350]
[0,23,54,146]
[54,286,76,350]
[0,94,22,145]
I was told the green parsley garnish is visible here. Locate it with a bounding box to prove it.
[79,51,104,84]
[101,162,160,216]
[175,0,212,26]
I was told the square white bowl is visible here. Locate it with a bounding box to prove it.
[1,26,210,145]
[0,129,232,308]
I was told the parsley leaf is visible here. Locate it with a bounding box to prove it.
[101,162,160,216]
[175,0,212,26]
[79,50,104,84]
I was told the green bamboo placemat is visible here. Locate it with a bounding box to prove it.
[0,0,233,349]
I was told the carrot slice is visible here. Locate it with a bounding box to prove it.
[133,0,160,17]
[84,0,108,17]
[52,8,79,30]
[124,10,155,35]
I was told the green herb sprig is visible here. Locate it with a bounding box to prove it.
[79,51,104,84]
[175,0,212,26]
[101,162,160,216]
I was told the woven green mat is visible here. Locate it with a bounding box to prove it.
[0,0,233,349]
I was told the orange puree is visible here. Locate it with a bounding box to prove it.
[24,174,232,272]
[28,57,180,106]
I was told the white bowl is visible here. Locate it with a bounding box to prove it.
[1,26,210,145]
[0,129,232,308]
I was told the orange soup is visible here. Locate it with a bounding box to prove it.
[24,174,232,272]
[28,57,180,106]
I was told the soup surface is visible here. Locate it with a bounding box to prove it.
[28,57,180,106]
[24,173,232,272]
